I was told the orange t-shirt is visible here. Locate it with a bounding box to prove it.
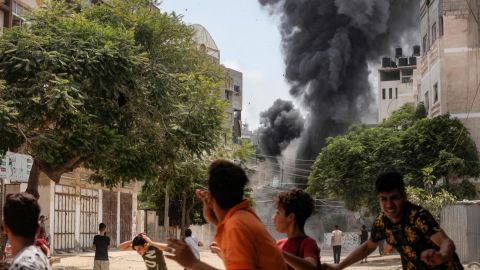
[215,200,288,270]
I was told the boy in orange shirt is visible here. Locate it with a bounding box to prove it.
[166,159,288,270]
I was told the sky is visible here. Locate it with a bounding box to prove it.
[159,0,291,129]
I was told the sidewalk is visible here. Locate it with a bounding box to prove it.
[52,249,403,270]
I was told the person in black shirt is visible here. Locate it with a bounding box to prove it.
[119,233,168,270]
[93,223,110,270]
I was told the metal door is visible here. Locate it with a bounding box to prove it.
[120,193,133,243]
[54,185,76,251]
[102,190,117,247]
[79,188,99,251]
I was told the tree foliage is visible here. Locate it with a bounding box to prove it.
[308,103,479,213]
[406,167,456,220]
[0,0,226,196]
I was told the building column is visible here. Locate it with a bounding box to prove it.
[98,189,103,224]
[74,187,81,251]
[49,182,55,254]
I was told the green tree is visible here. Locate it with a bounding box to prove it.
[401,114,480,187]
[0,0,226,198]
[406,167,456,220]
[308,104,479,213]
[308,124,402,212]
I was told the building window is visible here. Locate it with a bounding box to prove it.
[422,34,428,55]
[233,85,241,94]
[225,90,231,101]
[433,83,438,103]
[382,88,386,100]
[425,91,430,113]
[431,22,437,44]
[395,88,398,99]
[439,17,444,37]
[389,88,392,99]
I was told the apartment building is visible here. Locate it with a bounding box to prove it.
[0,0,39,33]
[192,24,243,143]
[418,0,480,147]
[378,46,421,121]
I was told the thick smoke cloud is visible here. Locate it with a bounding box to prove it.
[258,99,304,156]
[259,0,419,160]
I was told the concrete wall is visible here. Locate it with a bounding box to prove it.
[31,168,140,254]
[441,202,480,263]
[378,76,417,121]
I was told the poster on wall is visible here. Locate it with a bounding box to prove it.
[0,151,33,182]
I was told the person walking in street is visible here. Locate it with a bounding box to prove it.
[359,225,368,263]
[2,192,51,270]
[184,228,203,261]
[273,189,321,270]
[119,233,168,270]
[165,159,288,270]
[331,225,342,264]
[322,171,464,270]
[93,223,110,270]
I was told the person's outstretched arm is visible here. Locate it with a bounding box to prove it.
[282,251,317,270]
[420,229,456,266]
[165,239,221,270]
[322,239,378,270]
[118,240,133,251]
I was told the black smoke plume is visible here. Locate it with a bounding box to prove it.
[259,0,419,160]
[258,99,304,156]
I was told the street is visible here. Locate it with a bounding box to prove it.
[52,249,403,270]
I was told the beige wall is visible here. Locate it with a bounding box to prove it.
[378,70,417,121]
[420,0,480,150]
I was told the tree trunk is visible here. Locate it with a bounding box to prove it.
[25,156,89,199]
[163,181,169,240]
[25,159,41,198]
[180,192,187,238]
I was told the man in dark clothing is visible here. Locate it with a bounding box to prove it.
[323,172,463,270]
[119,233,168,270]
[359,225,368,263]
[93,223,110,270]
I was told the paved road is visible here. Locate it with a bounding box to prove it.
[52,249,403,270]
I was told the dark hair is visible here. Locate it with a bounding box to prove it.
[208,159,248,209]
[185,228,192,237]
[335,225,339,229]
[375,171,405,195]
[132,234,146,249]
[99,223,106,231]
[4,193,40,239]
[275,189,314,230]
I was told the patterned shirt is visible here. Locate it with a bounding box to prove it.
[371,202,463,270]
[9,245,51,270]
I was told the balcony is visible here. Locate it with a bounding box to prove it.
[419,39,441,75]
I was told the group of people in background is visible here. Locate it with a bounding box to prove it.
[0,159,464,270]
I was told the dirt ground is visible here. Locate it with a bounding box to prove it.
[52,248,404,270]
